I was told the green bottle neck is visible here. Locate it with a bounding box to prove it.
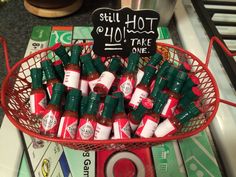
[70,46,82,65]
[131,104,147,121]
[93,57,106,74]
[49,92,63,106]
[65,98,79,112]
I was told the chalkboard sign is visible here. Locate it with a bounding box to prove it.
[91,8,160,58]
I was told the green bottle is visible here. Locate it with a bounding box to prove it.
[53,43,70,66]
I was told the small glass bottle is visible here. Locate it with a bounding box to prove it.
[76,92,100,140]
[57,89,81,139]
[30,68,47,117]
[136,53,163,86]
[79,64,89,96]
[53,43,71,66]
[181,74,200,94]
[63,45,82,90]
[94,57,121,96]
[155,102,201,137]
[52,60,65,82]
[81,54,100,92]
[117,53,140,100]
[40,83,65,137]
[129,65,156,109]
[135,93,169,138]
[178,86,202,109]
[41,60,60,99]
[161,71,187,119]
[94,95,118,140]
[112,92,131,139]
[128,97,153,132]
[92,56,107,74]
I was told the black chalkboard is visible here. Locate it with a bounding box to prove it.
[91,8,160,58]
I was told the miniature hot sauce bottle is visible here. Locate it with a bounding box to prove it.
[79,64,89,96]
[112,92,131,139]
[181,74,200,94]
[150,60,171,92]
[92,56,107,74]
[129,65,156,109]
[155,102,201,137]
[63,45,82,90]
[94,95,118,140]
[128,97,153,132]
[136,53,163,86]
[52,60,65,82]
[117,53,140,100]
[53,43,70,66]
[161,71,187,119]
[57,89,81,139]
[76,92,100,140]
[80,54,100,92]
[30,68,47,116]
[135,93,169,138]
[178,86,202,109]
[41,60,60,99]
[128,77,167,131]
[94,57,121,96]
[40,83,65,137]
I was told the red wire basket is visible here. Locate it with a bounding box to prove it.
[1,36,236,151]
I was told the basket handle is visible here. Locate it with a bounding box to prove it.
[205,36,236,107]
[0,36,11,72]
[0,36,11,107]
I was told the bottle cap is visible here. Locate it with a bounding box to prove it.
[179,87,201,108]
[153,92,169,114]
[166,66,179,88]
[179,62,191,72]
[131,98,152,122]
[41,60,57,81]
[81,54,97,74]
[102,95,118,119]
[79,96,89,117]
[112,92,125,114]
[30,68,43,89]
[181,74,200,93]
[150,76,167,98]
[70,45,82,64]
[92,56,106,74]
[176,102,201,124]
[126,53,140,72]
[140,65,156,85]
[148,53,163,66]
[156,60,171,78]
[52,60,65,81]
[53,43,70,65]
[109,57,121,73]
[170,71,187,93]
[49,83,65,106]
[53,83,65,93]
[65,89,81,112]
[86,92,100,115]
